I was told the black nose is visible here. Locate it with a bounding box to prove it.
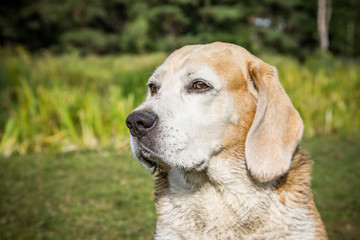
[126,111,158,138]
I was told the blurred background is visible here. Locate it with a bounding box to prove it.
[0,0,359,239]
[1,0,360,57]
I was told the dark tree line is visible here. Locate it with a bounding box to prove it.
[0,0,359,58]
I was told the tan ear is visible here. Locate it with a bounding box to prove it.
[245,60,304,182]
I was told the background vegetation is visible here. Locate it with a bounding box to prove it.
[0,47,167,156]
[0,0,359,239]
[1,0,359,58]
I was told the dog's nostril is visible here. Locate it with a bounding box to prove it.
[138,118,156,129]
[126,120,133,129]
[137,120,146,129]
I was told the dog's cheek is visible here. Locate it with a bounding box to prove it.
[157,126,188,154]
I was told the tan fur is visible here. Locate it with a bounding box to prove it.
[277,148,328,238]
[128,42,327,239]
[154,148,328,239]
[245,58,304,182]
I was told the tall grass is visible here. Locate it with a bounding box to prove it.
[0,47,359,156]
[0,47,166,156]
[264,54,360,138]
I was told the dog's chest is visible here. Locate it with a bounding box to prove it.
[154,169,269,239]
[154,169,317,240]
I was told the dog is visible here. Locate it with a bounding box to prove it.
[126,42,327,239]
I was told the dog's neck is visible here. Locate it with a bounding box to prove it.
[172,146,266,192]
[153,148,324,239]
[154,148,271,237]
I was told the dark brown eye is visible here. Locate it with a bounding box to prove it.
[192,81,209,90]
[149,84,158,95]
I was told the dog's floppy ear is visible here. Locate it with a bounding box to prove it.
[245,60,304,182]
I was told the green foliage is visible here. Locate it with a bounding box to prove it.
[330,0,360,57]
[0,136,359,239]
[200,5,243,22]
[0,47,166,156]
[121,16,149,53]
[147,1,252,52]
[2,0,358,57]
[263,53,360,138]
[60,29,120,54]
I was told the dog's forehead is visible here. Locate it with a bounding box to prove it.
[151,43,250,88]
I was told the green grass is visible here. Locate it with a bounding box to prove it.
[0,47,359,156]
[301,136,360,240]
[0,150,156,240]
[0,136,359,240]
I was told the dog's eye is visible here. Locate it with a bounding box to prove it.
[149,84,158,95]
[192,81,210,91]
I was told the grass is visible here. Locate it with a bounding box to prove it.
[0,47,167,156]
[263,53,360,138]
[0,150,156,240]
[0,47,359,156]
[302,136,360,239]
[0,136,359,239]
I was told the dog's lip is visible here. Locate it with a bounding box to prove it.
[139,152,156,168]
[137,144,160,171]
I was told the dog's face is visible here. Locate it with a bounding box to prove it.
[126,42,303,182]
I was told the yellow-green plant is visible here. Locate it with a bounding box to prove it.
[0,47,166,156]
[264,54,360,138]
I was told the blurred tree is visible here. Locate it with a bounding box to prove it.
[146,0,251,51]
[0,0,46,50]
[121,16,149,53]
[329,0,360,58]
[36,0,128,54]
[248,0,318,59]
[0,0,358,57]
[0,0,128,54]
[317,0,331,52]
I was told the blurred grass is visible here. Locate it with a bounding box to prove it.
[0,47,167,156]
[301,136,360,240]
[0,136,359,239]
[0,150,156,240]
[263,53,360,138]
[0,47,359,156]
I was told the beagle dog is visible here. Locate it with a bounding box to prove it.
[126,42,327,239]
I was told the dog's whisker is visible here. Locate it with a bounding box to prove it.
[115,145,131,156]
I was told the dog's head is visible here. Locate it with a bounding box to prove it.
[126,42,303,182]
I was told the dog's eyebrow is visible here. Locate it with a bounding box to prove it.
[153,69,166,79]
[187,72,195,77]
[148,75,158,82]
[148,74,160,84]
[147,78,156,85]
